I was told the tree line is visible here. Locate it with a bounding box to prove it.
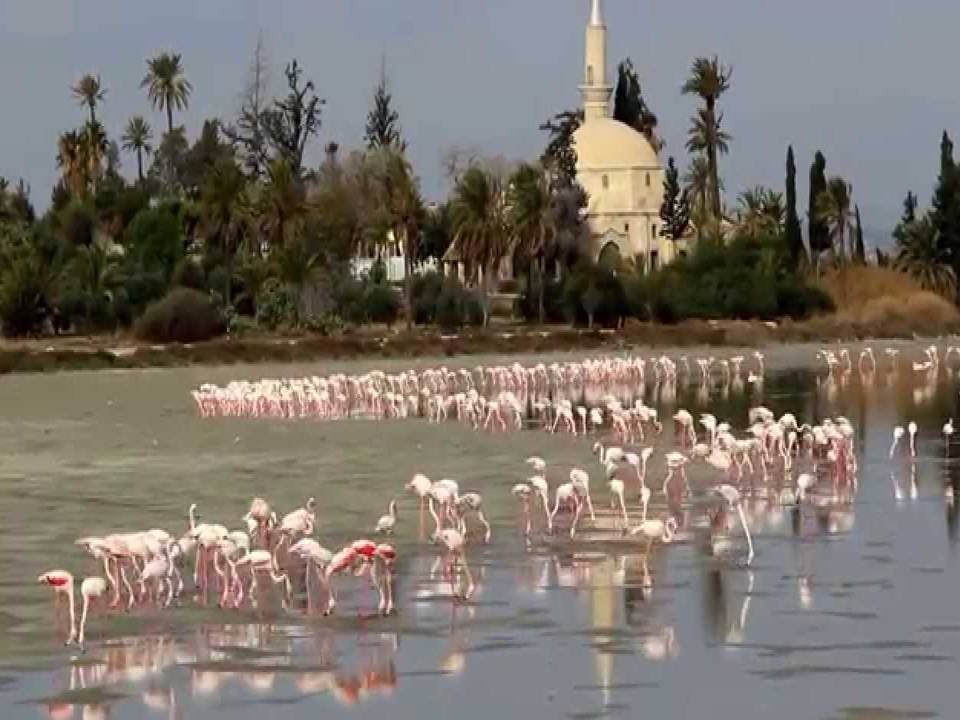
[0,43,898,341]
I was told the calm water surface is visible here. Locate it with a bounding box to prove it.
[2,345,960,720]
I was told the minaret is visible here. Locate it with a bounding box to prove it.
[580,0,612,122]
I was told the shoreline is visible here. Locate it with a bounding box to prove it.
[0,318,957,375]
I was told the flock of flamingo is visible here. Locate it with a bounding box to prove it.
[40,343,957,652]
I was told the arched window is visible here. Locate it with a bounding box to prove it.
[587,65,595,84]
[601,174,609,190]
[645,172,651,187]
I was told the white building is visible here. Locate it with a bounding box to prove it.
[573,0,686,270]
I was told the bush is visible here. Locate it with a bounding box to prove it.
[365,283,400,326]
[301,313,345,336]
[256,278,299,331]
[0,250,54,337]
[332,276,367,326]
[124,206,184,281]
[59,202,96,247]
[632,232,831,323]
[134,288,224,343]
[412,272,444,324]
[123,267,167,317]
[436,279,468,332]
[172,258,207,290]
[562,262,627,328]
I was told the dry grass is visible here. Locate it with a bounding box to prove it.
[812,265,960,338]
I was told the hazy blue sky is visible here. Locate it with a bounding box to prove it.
[2,0,958,233]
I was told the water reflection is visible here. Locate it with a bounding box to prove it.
[17,345,960,719]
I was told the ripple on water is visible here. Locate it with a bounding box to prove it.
[831,707,938,720]
[751,665,905,680]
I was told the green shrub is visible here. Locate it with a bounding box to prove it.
[365,283,400,326]
[301,313,345,336]
[412,271,444,324]
[776,281,834,318]
[562,262,627,328]
[0,249,54,337]
[133,287,224,343]
[256,278,299,330]
[124,206,184,280]
[172,258,207,290]
[123,267,167,317]
[333,276,367,325]
[59,201,96,247]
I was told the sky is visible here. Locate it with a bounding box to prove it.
[1,0,959,237]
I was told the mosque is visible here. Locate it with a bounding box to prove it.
[574,0,687,270]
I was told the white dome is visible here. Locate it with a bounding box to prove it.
[573,118,660,170]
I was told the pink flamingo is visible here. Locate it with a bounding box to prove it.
[243,497,273,547]
[323,546,360,615]
[289,538,333,613]
[38,571,107,647]
[434,528,474,600]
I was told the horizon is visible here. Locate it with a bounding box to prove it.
[2,0,959,237]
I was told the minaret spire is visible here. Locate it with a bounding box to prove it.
[581,0,612,121]
[590,0,603,26]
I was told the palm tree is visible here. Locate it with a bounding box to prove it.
[66,243,125,329]
[450,165,509,326]
[894,216,956,297]
[141,52,192,134]
[509,163,555,324]
[71,74,106,125]
[57,130,88,196]
[260,157,308,250]
[121,116,154,183]
[381,150,424,330]
[201,158,248,305]
[815,177,855,262]
[82,121,108,190]
[682,56,732,220]
[736,186,784,238]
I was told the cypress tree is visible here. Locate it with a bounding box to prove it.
[613,59,658,145]
[853,204,866,264]
[659,157,690,241]
[784,145,805,263]
[931,131,960,285]
[364,63,406,152]
[808,151,829,259]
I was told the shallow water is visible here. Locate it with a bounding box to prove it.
[2,345,960,719]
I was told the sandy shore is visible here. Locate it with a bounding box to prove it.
[0,319,952,376]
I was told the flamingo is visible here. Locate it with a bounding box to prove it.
[663,452,690,498]
[455,492,492,544]
[908,421,918,458]
[890,426,904,459]
[235,550,291,608]
[550,480,588,539]
[434,528,474,600]
[373,544,397,615]
[512,483,534,535]
[570,468,596,521]
[323,547,360,615]
[945,419,955,457]
[243,497,272,547]
[607,478,630,528]
[405,473,433,513]
[375,499,398,535]
[289,538,334,613]
[628,517,677,553]
[38,571,107,647]
[528,474,552,531]
[711,484,755,566]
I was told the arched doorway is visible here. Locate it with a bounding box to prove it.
[598,241,622,271]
